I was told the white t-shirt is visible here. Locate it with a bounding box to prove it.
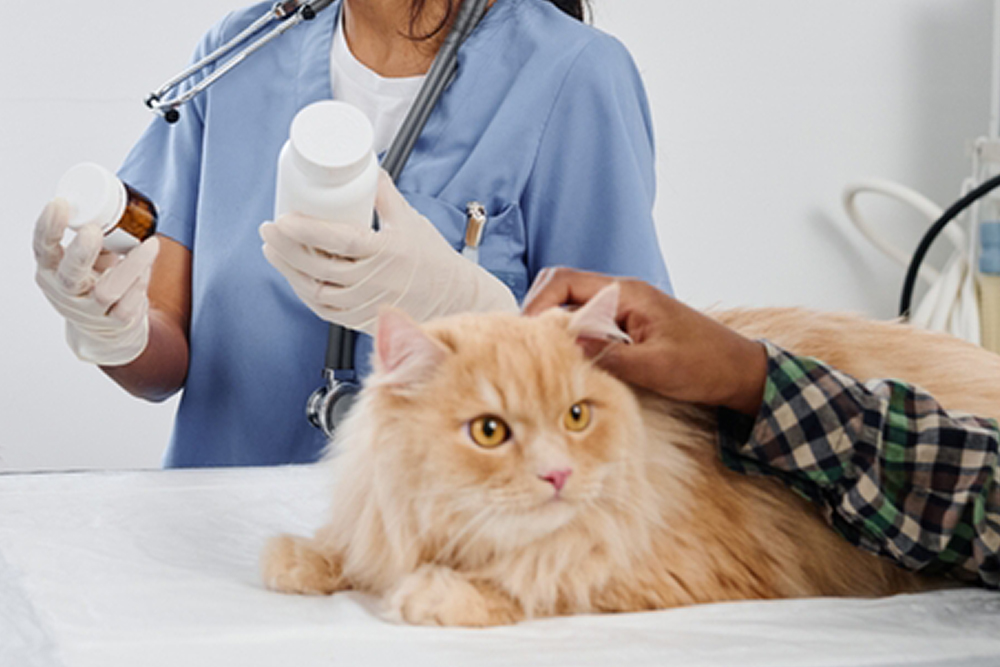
[331,12,426,155]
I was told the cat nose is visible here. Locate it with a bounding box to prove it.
[538,468,572,492]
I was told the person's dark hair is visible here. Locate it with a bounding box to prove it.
[409,0,588,41]
[544,0,586,21]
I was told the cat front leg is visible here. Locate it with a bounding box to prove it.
[386,564,523,627]
[260,533,347,595]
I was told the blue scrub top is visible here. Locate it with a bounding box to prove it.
[119,0,672,467]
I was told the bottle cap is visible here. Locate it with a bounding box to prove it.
[56,163,127,233]
[289,101,375,185]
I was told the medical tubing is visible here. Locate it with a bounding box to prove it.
[322,322,354,370]
[899,172,1000,317]
[338,324,355,368]
[842,181,950,285]
[381,0,489,179]
[304,0,335,16]
[327,0,487,374]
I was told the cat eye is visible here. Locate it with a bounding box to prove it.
[468,415,511,448]
[564,402,592,432]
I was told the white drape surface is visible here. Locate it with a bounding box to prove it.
[2,465,998,667]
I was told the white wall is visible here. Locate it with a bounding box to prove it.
[0,0,992,471]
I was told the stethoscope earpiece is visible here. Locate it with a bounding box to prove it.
[145,0,336,123]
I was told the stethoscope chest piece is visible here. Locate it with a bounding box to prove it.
[306,369,360,439]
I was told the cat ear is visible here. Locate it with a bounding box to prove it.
[373,307,449,387]
[566,282,632,344]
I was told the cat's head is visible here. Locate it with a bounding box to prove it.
[353,284,649,556]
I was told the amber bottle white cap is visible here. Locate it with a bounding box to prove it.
[56,162,149,254]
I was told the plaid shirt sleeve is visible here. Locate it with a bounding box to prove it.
[717,340,1000,587]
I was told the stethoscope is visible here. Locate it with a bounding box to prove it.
[147,0,491,438]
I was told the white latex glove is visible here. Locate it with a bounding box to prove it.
[260,169,517,335]
[34,198,159,366]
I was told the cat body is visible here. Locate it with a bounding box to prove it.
[263,300,997,625]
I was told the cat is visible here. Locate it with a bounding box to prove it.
[261,285,997,626]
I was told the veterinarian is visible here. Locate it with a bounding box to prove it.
[32,0,670,466]
[523,267,1000,588]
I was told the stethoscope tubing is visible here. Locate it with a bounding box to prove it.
[326,0,491,377]
[381,0,490,180]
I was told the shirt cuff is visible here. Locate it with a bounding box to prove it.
[716,340,863,509]
[716,339,1000,586]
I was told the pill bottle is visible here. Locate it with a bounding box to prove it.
[56,162,158,254]
[275,100,378,227]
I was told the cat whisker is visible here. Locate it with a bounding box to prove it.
[383,493,487,552]
[486,490,541,512]
[453,507,505,562]
[589,489,669,533]
[432,505,496,565]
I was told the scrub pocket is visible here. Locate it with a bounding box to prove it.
[400,192,530,302]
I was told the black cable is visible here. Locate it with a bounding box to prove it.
[324,325,344,370]
[381,0,489,180]
[899,172,1000,318]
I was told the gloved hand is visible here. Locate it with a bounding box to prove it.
[260,169,517,335]
[34,198,159,366]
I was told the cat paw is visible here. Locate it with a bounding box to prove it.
[260,533,345,595]
[386,565,521,627]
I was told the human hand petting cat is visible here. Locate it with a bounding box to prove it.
[523,268,768,415]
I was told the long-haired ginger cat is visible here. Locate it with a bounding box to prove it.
[262,286,992,626]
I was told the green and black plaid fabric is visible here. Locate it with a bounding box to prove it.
[717,341,1000,587]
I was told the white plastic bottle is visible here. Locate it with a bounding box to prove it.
[56,162,158,254]
[274,100,378,227]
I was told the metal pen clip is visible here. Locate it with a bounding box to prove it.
[462,201,487,264]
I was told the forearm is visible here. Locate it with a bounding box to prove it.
[100,308,189,402]
[718,341,1000,586]
[717,336,768,415]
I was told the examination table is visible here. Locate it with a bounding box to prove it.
[2,465,998,667]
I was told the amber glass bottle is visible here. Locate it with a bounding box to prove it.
[56,162,158,253]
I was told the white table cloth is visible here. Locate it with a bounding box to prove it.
[2,465,998,667]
